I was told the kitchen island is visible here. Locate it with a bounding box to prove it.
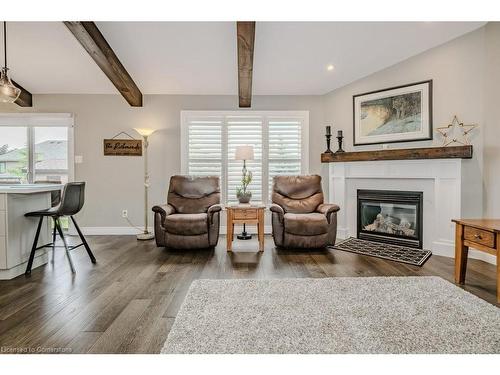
[0,184,62,279]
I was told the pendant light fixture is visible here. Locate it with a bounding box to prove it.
[0,22,21,103]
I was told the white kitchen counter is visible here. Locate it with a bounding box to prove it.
[0,185,63,279]
[0,184,63,194]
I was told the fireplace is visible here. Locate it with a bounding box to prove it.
[357,189,423,248]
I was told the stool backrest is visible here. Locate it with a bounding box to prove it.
[58,182,85,216]
[34,180,61,207]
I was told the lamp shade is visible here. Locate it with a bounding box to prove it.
[134,128,156,137]
[235,145,254,161]
[0,68,21,103]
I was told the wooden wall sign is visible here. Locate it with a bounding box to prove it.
[103,139,142,156]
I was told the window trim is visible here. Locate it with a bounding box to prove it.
[181,110,309,204]
[0,113,75,184]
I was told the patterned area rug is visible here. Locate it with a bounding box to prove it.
[331,237,432,266]
[161,277,500,354]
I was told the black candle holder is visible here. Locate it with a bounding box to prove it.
[324,134,333,154]
[336,134,345,153]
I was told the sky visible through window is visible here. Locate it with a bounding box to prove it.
[0,127,67,150]
[35,127,67,144]
[0,127,27,149]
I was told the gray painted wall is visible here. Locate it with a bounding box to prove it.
[0,95,324,228]
[322,26,493,218]
[1,23,499,230]
[484,22,500,217]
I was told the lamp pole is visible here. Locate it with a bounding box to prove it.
[143,135,150,235]
[136,130,155,240]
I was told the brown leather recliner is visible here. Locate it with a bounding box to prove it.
[152,176,221,249]
[270,175,340,249]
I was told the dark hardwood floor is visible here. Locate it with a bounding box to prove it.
[0,235,497,354]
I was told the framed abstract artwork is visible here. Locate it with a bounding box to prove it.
[353,80,433,146]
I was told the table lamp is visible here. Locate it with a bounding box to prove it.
[235,145,254,240]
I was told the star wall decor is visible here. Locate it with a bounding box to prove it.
[436,115,478,146]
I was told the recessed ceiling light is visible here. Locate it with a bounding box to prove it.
[327,64,335,71]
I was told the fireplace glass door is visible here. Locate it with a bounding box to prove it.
[357,190,423,248]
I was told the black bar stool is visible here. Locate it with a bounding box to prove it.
[25,182,96,275]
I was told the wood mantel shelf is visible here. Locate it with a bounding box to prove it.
[321,145,473,163]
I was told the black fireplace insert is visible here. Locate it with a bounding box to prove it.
[357,189,423,249]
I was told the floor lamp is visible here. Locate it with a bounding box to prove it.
[134,128,156,240]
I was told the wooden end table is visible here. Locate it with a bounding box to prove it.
[452,218,500,303]
[226,204,265,252]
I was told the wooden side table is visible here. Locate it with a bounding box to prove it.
[226,205,265,252]
[452,218,500,303]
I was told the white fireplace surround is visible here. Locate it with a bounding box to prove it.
[328,159,495,264]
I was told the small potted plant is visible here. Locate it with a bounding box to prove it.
[236,170,252,204]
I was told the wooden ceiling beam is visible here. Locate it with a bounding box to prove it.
[237,21,256,108]
[64,21,143,107]
[12,80,33,107]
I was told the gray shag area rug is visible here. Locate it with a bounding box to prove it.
[161,277,500,354]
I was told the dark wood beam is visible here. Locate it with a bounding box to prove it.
[12,80,33,107]
[237,21,255,108]
[63,21,142,107]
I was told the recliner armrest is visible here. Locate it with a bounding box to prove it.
[270,203,285,222]
[152,204,175,224]
[207,204,222,224]
[316,203,340,223]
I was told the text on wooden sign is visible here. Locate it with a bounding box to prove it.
[103,139,143,156]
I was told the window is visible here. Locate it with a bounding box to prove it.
[0,114,74,184]
[34,127,70,184]
[268,118,303,199]
[227,116,263,203]
[0,126,27,183]
[186,117,222,178]
[182,111,308,204]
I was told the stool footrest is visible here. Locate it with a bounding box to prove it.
[35,242,85,252]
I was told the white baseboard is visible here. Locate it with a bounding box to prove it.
[70,227,147,235]
[465,248,497,264]
[431,240,496,264]
[73,225,273,236]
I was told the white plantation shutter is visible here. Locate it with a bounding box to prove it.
[186,118,222,179]
[227,117,262,204]
[182,111,308,205]
[268,118,303,199]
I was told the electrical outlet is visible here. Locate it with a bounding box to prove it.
[122,210,128,218]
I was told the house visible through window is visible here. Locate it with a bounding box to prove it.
[181,111,309,204]
[0,114,73,185]
[34,128,70,184]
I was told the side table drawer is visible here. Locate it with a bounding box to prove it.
[233,209,258,220]
[464,226,495,248]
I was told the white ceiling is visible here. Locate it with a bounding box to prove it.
[5,21,485,96]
